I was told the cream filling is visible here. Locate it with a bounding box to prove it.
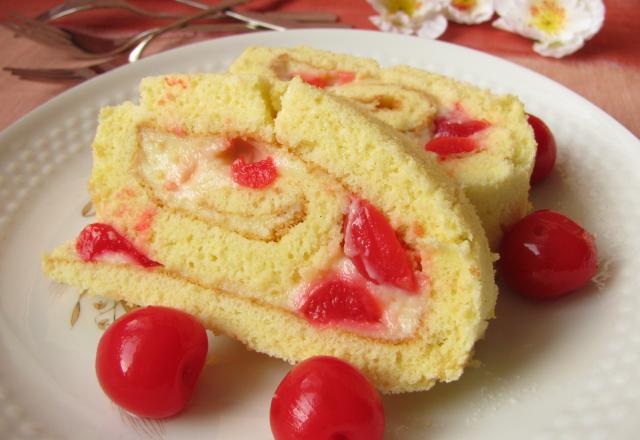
[140,130,241,199]
[137,129,426,340]
[290,256,428,341]
[94,251,137,266]
[271,56,355,87]
[137,129,307,240]
[139,129,296,199]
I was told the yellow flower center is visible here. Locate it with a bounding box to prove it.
[386,0,422,16]
[529,0,566,36]
[452,0,477,11]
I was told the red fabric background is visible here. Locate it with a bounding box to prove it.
[0,0,638,136]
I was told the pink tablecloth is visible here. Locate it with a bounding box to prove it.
[1,0,638,138]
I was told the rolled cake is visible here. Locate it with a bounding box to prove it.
[229,46,537,248]
[42,73,497,393]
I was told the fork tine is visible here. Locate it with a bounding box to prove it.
[1,20,73,50]
[1,17,92,57]
[4,66,82,78]
[2,18,73,48]
[3,58,119,82]
[5,1,258,60]
[7,13,72,42]
[34,2,75,22]
[8,13,71,40]
[4,67,86,82]
[10,17,131,58]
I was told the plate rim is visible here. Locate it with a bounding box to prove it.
[1,28,639,440]
[1,29,638,149]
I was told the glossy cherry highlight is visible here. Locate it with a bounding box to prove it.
[499,210,598,299]
[95,306,208,418]
[270,356,385,440]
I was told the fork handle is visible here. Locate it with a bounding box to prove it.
[260,12,338,23]
[174,0,338,22]
[37,0,180,21]
[109,0,251,57]
[146,0,251,36]
[82,0,248,58]
[127,22,254,63]
[36,0,248,22]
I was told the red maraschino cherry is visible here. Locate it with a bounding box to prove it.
[231,156,278,189]
[298,275,382,325]
[344,198,418,292]
[433,117,490,137]
[500,210,597,299]
[425,115,489,159]
[527,113,557,185]
[425,136,477,156]
[270,356,385,440]
[95,306,208,418]
[76,223,160,267]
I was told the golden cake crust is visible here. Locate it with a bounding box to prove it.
[230,46,537,248]
[43,73,497,393]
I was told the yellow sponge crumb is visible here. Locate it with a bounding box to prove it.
[42,73,497,393]
[230,46,537,248]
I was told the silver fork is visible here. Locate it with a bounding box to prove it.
[4,60,119,82]
[37,0,339,24]
[175,0,346,31]
[36,0,189,21]
[3,22,253,82]
[5,2,346,58]
[2,0,249,58]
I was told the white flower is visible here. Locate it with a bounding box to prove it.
[493,0,605,58]
[368,0,451,39]
[446,0,494,24]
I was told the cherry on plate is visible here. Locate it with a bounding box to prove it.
[270,356,385,440]
[95,306,208,418]
[527,113,557,185]
[499,210,598,300]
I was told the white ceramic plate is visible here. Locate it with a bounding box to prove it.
[1,29,639,440]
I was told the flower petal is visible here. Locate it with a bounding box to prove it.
[493,0,605,58]
[414,0,451,18]
[368,1,450,39]
[533,35,585,57]
[416,13,449,39]
[367,0,449,19]
[569,0,605,40]
[446,0,495,24]
[370,12,419,35]
[367,0,393,16]
[493,15,547,42]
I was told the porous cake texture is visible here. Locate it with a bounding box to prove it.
[42,73,497,393]
[230,46,537,248]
